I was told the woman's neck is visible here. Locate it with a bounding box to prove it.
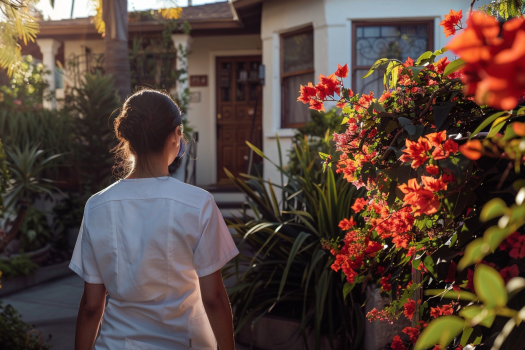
[126,157,170,179]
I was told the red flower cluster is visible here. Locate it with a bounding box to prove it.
[500,232,525,259]
[403,299,416,320]
[400,131,459,169]
[297,64,350,112]
[398,177,448,217]
[440,9,463,37]
[366,308,397,324]
[402,326,420,344]
[381,274,392,292]
[448,12,525,110]
[391,335,406,350]
[429,303,455,318]
[351,198,368,213]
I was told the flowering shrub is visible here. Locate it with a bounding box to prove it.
[300,5,525,350]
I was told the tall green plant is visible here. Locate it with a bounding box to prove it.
[225,136,366,350]
[63,72,120,193]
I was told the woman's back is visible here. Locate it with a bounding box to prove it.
[70,177,238,349]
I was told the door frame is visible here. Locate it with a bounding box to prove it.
[208,50,262,184]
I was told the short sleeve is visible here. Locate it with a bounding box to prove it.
[193,193,239,277]
[69,211,104,284]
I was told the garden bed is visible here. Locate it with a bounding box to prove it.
[0,261,73,297]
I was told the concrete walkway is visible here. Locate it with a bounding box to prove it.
[1,274,250,350]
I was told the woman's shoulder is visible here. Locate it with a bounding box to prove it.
[84,178,213,212]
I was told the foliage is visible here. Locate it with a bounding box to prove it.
[225,136,366,350]
[0,55,49,111]
[52,192,87,250]
[297,5,525,350]
[0,0,39,76]
[4,143,63,211]
[63,72,121,193]
[288,109,343,176]
[0,255,37,279]
[0,139,9,212]
[18,207,50,253]
[0,302,51,349]
[479,0,525,20]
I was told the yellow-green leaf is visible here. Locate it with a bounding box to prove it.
[424,289,478,302]
[458,238,489,271]
[414,316,465,350]
[480,198,508,222]
[483,225,515,252]
[443,58,466,77]
[459,306,496,328]
[362,58,388,78]
[474,264,507,308]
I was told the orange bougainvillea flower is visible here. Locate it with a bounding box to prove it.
[309,99,325,112]
[447,12,500,63]
[422,176,448,192]
[440,9,463,37]
[339,217,356,230]
[399,137,432,169]
[335,63,349,78]
[297,82,317,104]
[513,122,525,136]
[426,164,440,175]
[426,131,447,148]
[351,198,368,213]
[399,179,440,216]
[459,140,483,160]
[435,57,451,74]
[403,299,416,320]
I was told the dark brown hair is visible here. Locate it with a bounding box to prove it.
[113,88,182,177]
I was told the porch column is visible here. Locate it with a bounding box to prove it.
[170,34,192,97]
[36,38,61,109]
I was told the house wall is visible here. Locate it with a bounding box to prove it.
[260,0,492,186]
[186,34,262,186]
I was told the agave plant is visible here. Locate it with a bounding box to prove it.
[0,143,63,252]
[224,135,366,350]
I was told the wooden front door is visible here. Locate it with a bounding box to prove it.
[216,56,263,183]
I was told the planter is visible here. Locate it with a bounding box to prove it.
[0,260,73,297]
[0,243,52,265]
[237,315,338,350]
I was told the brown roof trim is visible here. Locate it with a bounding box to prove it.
[230,0,264,10]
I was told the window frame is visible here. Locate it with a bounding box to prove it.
[280,26,315,129]
[351,20,434,92]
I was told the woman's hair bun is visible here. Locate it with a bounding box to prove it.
[113,88,182,176]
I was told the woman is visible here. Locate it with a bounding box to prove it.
[70,89,238,350]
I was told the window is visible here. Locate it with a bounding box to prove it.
[352,21,434,97]
[281,27,314,128]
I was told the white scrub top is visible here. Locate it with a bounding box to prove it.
[70,177,239,350]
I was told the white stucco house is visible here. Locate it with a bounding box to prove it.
[25,0,490,196]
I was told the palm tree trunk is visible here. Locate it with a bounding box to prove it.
[103,0,131,103]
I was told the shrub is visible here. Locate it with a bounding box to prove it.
[0,302,51,349]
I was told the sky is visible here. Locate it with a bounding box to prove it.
[36,0,225,21]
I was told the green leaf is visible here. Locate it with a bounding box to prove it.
[487,119,507,138]
[503,123,518,141]
[412,258,422,270]
[471,111,509,138]
[458,238,489,271]
[459,306,496,328]
[424,255,437,279]
[371,102,386,113]
[443,58,466,77]
[424,289,479,301]
[416,51,433,65]
[277,231,310,300]
[319,152,330,161]
[414,316,465,350]
[362,58,388,78]
[343,282,355,300]
[480,198,508,222]
[474,264,507,308]
[483,225,515,252]
[460,327,474,347]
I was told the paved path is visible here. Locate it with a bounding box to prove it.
[1,274,251,350]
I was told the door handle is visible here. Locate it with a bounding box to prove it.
[217,114,222,119]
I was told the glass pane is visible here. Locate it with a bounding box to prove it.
[220,62,231,102]
[236,82,246,101]
[282,72,315,127]
[237,62,247,82]
[354,69,386,98]
[283,31,314,74]
[355,24,429,67]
